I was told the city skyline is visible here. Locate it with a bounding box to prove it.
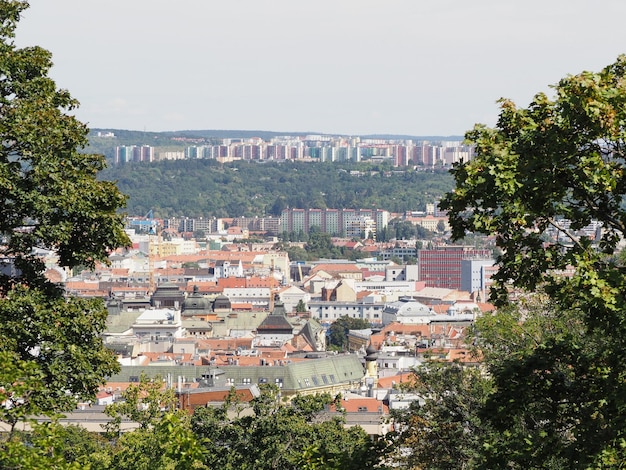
[17,0,626,136]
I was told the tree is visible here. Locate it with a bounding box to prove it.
[0,0,129,433]
[327,316,370,350]
[0,422,98,470]
[436,219,446,233]
[306,231,334,256]
[269,195,287,216]
[439,55,626,468]
[392,294,597,470]
[104,374,177,436]
[191,385,386,469]
[391,362,493,470]
[104,377,207,469]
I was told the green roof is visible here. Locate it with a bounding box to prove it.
[108,354,365,393]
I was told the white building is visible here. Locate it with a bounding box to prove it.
[222,287,271,308]
[308,299,386,324]
[131,308,185,352]
[214,260,244,278]
[381,298,435,325]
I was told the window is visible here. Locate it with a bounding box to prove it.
[311,376,319,386]
[258,377,268,384]
[275,378,283,388]
[329,374,336,383]
[321,374,328,384]
[303,378,310,387]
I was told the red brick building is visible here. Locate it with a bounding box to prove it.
[418,246,492,290]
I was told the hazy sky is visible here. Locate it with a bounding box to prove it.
[15,1,626,136]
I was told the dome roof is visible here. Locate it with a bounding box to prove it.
[182,295,212,313]
[365,344,378,361]
[212,294,232,311]
[181,286,212,316]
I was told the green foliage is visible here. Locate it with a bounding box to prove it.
[0,422,90,470]
[0,288,119,428]
[191,386,386,469]
[99,160,453,218]
[433,56,626,468]
[107,411,208,470]
[101,376,207,469]
[306,231,338,258]
[440,55,626,306]
[104,374,177,436]
[0,12,129,275]
[377,218,433,242]
[0,386,384,469]
[391,362,493,470]
[327,315,371,350]
[393,297,608,469]
[0,0,128,451]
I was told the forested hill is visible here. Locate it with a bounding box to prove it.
[98,160,454,219]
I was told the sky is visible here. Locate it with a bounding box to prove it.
[14,0,626,137]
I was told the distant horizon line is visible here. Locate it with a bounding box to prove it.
[90,127,465,140]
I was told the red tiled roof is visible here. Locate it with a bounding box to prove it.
[331,398,389,414]
[217,277,247,288]
[377,372,414,389]
[311,263,361,274]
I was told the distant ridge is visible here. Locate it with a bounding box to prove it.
[360,134,465,141]
[91,128,464,141]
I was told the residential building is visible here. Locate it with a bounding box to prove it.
[308,299,385,324]
[280,208,389,237]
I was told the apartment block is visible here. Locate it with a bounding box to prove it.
[280,208,389,237]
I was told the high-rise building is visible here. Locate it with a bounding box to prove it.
[280,208,389,238]
[418,246,492,290]
[461,258,496,296]
[115,145,154,164]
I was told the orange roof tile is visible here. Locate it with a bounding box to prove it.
[311,263,361,274]
[377,372,414,389]
[331,398,389,414]
[217,277,247,288]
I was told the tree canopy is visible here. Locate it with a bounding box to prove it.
[99,159,453,218]
[434,55,626,468]
[327,316,371,350]
[1,383,389,469]
[0,0,129,434]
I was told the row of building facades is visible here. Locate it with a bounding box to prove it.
[114,135,473,167]
[129,204,449,240]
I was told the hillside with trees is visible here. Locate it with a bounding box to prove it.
[98,159,454,218]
